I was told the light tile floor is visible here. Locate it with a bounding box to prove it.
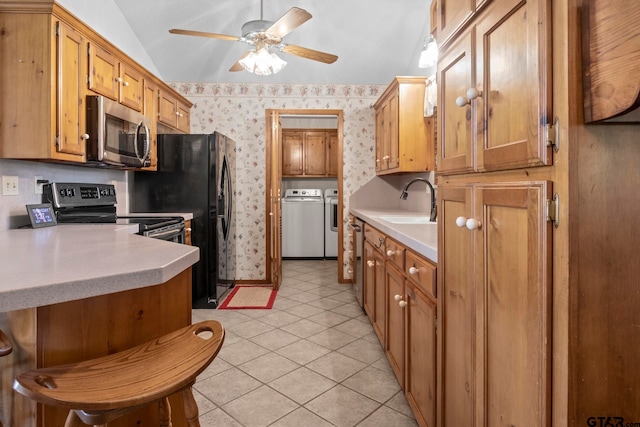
[191,260,418,427]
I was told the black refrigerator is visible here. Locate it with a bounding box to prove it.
[132,132,236,308]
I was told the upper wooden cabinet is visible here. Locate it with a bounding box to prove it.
[436,0,490,46]
[281,129,338,177]
[436,0,553,175]
[0,2,191,165]
[158,89,191,134]
[88,42,144,112]
[0,13,87,162]
[374,77,435,175]
[582,0,640,123]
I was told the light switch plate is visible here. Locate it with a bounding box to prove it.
[35,176,44,195]
[2,175,19,196]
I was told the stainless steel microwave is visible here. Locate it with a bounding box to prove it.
[86,95,151,168]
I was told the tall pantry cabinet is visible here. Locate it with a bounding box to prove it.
[436,0,554,425]
[436,0,640,425]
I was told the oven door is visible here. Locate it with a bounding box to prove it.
[142,223,186,243]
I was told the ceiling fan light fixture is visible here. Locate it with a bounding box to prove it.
[239,47,287,76]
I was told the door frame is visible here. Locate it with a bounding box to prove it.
[265,109,345,288]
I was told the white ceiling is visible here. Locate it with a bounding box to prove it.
[112,0,435,85]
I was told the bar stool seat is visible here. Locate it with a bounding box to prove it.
[13,320,224,427]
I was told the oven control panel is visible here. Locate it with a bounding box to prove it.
[44,182,117,208]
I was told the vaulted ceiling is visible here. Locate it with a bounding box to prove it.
[112,0,434,85]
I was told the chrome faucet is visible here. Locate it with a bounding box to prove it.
[400,177,437,222]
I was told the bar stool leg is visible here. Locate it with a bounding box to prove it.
[64,410,85,427]
[159,396,172,427]
[181,386,201,427]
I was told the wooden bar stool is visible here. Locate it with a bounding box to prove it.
[13,320,224,427]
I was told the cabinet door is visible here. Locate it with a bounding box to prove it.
[386,262,405,387]
[474,182,551,427]
[326,131,339,177]
[282,131,303,176]
[405,282,437,427]
[304,131,326,175]
[88,42,118,100]
[372,249,386,344]
[437,31,474,174]
[474,0,552,171]
[119,63,143,112]
[437,0,489,45]
[158,90,178,127]
[363,241,376,321]
[387,91,399,170]
[176,101,190,133]
[438,184,475,427]
[375,108,385,172]
[56,21,86,157]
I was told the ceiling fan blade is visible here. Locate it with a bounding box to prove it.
[169,28,240,42]
[282,44,338,64]
[229,51,250,72]
[266,7,312,39]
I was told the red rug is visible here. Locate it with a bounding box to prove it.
[218,286,277,310]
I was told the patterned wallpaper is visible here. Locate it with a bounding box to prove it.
[171,82,387,281]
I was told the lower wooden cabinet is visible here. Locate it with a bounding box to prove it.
[362,223,437,427]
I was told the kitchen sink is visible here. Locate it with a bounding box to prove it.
[377,215,436,225]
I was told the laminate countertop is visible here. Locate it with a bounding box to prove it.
[350,208,438,263]
[0,224,199,313]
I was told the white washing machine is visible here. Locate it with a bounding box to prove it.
[324,189,339,258]
[282,189,324,258]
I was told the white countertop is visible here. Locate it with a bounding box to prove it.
[350,208,438,263]
[0,224,199,312]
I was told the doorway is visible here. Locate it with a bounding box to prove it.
[265,109,345,289]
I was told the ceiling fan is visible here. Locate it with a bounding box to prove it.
[168,0,338,75]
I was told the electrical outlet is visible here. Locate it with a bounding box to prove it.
[2,175,19,196]
[35,176,44,195]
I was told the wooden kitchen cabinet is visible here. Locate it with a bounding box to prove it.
[362,222,437,427]
[0,14,87,162]
[158,89,191,133]
[438,181,552,426]
[374,77,434,175]
[435,0,490,45]
[88,42,144,112]
[281,129,338,177]
[436,0,553,175]
[0,2,191,165]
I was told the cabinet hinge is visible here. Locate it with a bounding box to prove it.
[545,117,560,152]
[546,193,559,228]
[435,315,438,332]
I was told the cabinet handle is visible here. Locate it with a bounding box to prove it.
[347,269,353,274]
[367,260,375,267]
[116,77,123,83]
[409,266,418,275]
[386,249,395,257]
[269,212,273,216]
[456,216,467,228]
[455,88,482,107]
[81,133,90,140]
[394,294,402,301]
[185,228,192,232]
[466,218,482,230]
[399,300,407,308]
[123,81,130,87]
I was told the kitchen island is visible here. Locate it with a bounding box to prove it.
[0,224,199,426]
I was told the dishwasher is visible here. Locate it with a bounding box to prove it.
[349,217,364,308]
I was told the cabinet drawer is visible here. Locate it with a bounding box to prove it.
[385,238,405,270]
[405,250,436,298]
[364,224,386,252]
